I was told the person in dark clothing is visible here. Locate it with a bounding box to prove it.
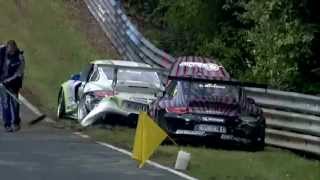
[0,40,25,132]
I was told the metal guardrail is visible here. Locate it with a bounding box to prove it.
[263,108,320,137]
[266,129,320,155]
[247,89,320,155]
[85,0,174,69]
[84,0,320,155]
[246,88,320,115]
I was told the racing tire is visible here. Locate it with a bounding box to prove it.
[249,120,266,151]
[57,89,66,120]
[77,95,89,123]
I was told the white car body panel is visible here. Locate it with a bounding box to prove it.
[68,60,165,127]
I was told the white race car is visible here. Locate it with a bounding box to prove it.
[57,60,165,127]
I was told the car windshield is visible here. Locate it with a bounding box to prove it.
[170,81,240,101]
[117,69,160,84]
[100,66,114,79]
[100,66,161,85]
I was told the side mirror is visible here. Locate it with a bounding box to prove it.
[71,73,80,81]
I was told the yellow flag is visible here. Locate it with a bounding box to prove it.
[132,112,168,168]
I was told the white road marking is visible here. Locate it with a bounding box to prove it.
[20,95,198,180]
[95,140,198,180]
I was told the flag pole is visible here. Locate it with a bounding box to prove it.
[167,135,178,146]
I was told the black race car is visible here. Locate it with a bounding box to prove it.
[149,56,266,150]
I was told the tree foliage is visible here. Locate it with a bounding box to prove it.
[239,0,316,89]
[126,0,320,93]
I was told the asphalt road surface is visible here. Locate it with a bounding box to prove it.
[0,102,184,180]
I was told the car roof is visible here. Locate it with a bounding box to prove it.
[169,56,231,81]
[91,60,151,68]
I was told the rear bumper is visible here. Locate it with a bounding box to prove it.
[168,130,253,145]
[160,113,264,144]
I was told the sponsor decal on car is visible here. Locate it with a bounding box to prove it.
[201,116,225,123]
[179,62,221,71]
[175,130,206,136]
[198,83,226,89]
[123,100,149,112]
[129,97,154,104]
[194,124,227,133]
[220,134,250,143]
[193,109,226,115]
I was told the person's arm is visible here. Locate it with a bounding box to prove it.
[0,45,6,59]
[0,45,6,81]
[3,53,25,83]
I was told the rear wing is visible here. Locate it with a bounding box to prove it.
[99,64,169,86]
[100,64,168,73]
[108,65,169,90]
[168,76,268,89]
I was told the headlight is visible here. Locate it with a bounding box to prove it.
[85,94,100,110]
[85,94,95,105]
[184,118,191,122]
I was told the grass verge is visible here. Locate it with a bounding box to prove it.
[0,0,117,113]
[0,1,319,180]
[58,119,320,180]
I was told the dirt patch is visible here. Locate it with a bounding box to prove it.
[63,0,120,58]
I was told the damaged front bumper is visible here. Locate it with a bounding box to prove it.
[80,97,149,127]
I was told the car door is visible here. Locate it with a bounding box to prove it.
[77,64,94,99]
[84,66,101,91]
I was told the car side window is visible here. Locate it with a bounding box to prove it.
[89,70,100,82]
[101,66,114,80]
[167,81,177,97]
[80,64,93,82]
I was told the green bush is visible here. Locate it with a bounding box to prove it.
[126,0,320,93]
[239,0,315,89]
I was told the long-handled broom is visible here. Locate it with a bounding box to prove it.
[0,83,46,125]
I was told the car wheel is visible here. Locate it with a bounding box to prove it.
[250,119,266,151]
[77,95,90,122]
[57,89,66,119]
[251,132,265,151]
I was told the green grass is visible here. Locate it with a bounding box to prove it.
[0,1,319,180]
[83,125,320,180]
[0,0,116,112]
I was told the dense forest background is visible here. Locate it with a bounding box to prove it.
[124,0,320,94]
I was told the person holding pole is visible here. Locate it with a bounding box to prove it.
[0,40,25,132]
